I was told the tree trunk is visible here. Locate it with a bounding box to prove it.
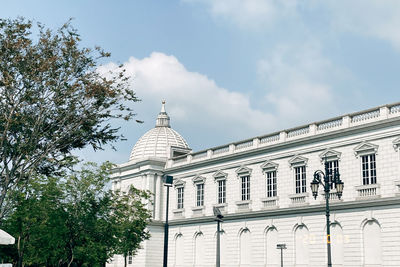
[124,255,127,267]
[17,235,23,267]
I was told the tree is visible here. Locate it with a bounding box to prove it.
[0,18,138,219]
[0,162,152,267]
[112,186,151,267]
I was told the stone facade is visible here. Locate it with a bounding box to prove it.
[108,102,400,267]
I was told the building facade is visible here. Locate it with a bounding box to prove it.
[108,102,400,267]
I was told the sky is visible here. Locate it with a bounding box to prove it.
[1,0,400,165]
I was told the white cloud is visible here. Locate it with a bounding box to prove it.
[98,52,275,150]
[183,0,298,30]
[185,0,400,50]
[324,0,400,51]
[257,41,338,124]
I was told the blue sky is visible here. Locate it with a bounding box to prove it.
[2,0,400,164]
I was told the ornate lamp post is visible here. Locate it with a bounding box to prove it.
[310,160,344,267]
[213,207,224,267]
[163,175,173,267]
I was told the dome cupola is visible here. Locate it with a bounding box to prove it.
[129,101,189,162]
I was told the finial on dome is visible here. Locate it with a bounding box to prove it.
[156,100,170,127]
[161,100,166,113]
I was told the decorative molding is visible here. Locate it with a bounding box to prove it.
[288,155,308,167]
[168,197,400,226]
[173,179,186,188]
[192,175,206,184]
[354,141,379,157]
[260,160,279,172]
[393,137,400,151]
[213,170,228,181]
[319,149,342,162]
[235,166,252,176]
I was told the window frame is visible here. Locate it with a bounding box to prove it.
[261,160,279,198]
[289,156,308,194]
[173,179,186,210]
[196,183,204,206]
[217,179,226,204]
[236,166,252,201]
[192,175,206,208]
[354,142,379,185]
[213,170,228,205]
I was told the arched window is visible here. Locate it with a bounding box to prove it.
[175,234,184,266]
[363,220,382,265]
[239,228,252,266]
[295,224,310,265]
[331,223,344,265]
[194,232,205,266]
[265,227,279,265]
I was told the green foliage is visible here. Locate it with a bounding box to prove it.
[0,162,152,266]
[0,17,139,219]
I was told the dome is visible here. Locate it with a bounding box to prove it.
[129,101,189,162]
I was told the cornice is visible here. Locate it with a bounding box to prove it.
[111,157,166,174]
[168,196,400,226]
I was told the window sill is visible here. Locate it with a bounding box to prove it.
[288,193,309,206]
[355,183,380,200]
[235,200,252,212]
[213,203,228,214]
[320,189,343,203]
[172,208,185,218]
[260,196,279,209]
[191,206,205,217]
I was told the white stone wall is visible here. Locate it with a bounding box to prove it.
[167,126,400,220]
[168,205,400,267]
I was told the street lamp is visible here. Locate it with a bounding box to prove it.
[276,243,287,267]
[310,160,344,267]
[163,175,173,267]
[213,207,224,267]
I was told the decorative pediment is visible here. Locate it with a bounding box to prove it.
[354,142,379,157]
[174,179,186,188]
[192,175,206,184]
[393,137,400,151]
[213,170,228,181]
[319,149,342,162]
[288,155,308,167]
[260,160,279,172]
[235,166,252,176]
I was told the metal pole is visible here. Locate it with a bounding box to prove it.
[163,185,170,267]
[280,247,283,267]
[216,219,221,267]
[324,162,332,267]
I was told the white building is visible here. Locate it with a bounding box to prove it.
[109,101,400,267]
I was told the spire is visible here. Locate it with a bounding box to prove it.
[156,100,170,127]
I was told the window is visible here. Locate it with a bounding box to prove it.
[363,220,382,264]
[241,175,250,200]
[177,187,184,209]
[326,160,339,188]
[196,183,204,206]
[239,229,252,265]
[194,233,205,265]
[266,171,277,197]
[295,166,306,194]
[217,179,226,204]
[362,154,377,185]
[295,225,310,265]
[175,234,184,266]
